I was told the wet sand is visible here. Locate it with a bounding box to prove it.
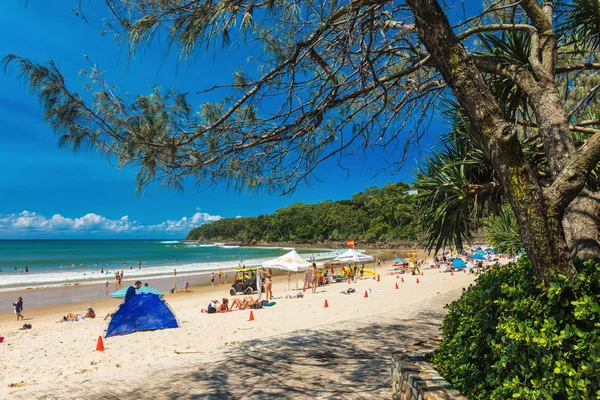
[0,247,425,313]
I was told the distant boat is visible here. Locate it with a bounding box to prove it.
[214,243,226,247]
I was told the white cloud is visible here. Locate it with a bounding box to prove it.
[0,209,221,238]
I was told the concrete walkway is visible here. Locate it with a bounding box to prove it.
[12,289,461,399]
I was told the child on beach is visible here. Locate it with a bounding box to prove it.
[210,272,215,286]
[13,297,23,321]
[185,281,190,292]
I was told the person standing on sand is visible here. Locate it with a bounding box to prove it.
[210,272,215,286]
[185,281,189,292]
[303,269,311,291]
[264,268,273,301]
[125,281,142,301]
[13,297,24,321]
[218,269,222,285]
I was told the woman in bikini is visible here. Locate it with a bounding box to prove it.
[264,268,273,301]
[201,298,230,313]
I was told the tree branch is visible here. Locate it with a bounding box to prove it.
[457,23,536,41]
[472,55,541,96]
[556,63,600,74]
[548,131,600,216]
[520,0,555,78]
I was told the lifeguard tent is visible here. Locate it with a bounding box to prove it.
[105,293,179,338]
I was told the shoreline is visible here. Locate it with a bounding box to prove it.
[0,246,429,314]
[0,244,339,293]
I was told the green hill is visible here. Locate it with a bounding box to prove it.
[186,182,423,244]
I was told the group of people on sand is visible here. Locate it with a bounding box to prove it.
[200,296,274,314]
[303,263,334,292]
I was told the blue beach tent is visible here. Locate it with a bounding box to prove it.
[452,258,467,269]
[110,286,164,298]
[105,294,179,338]
[469,254,486,260]
[393,258,405,263]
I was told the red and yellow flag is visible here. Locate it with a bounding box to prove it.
[347,238,355,249]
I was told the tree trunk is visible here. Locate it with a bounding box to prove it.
[528,84,600,261]
[406,0,578,282]
[563,189,600,261]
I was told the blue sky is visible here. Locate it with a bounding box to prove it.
[0,1,447,239]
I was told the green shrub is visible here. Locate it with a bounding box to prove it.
[433,257,600,399]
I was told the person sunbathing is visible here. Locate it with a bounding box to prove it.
[201,298,230,313]
[228,296,258,310]
[58,307,96,322]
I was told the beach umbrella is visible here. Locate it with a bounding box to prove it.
[452,258,467,269]
[111,286,164,298]
[393,258,405,263]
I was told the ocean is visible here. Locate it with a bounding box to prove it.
[0,240,336,291]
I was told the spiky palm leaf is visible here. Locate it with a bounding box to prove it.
[477,31,533,121]
[486,204,523,255]
[560,0,600,52]
[415,103,501,254]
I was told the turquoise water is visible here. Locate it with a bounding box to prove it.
[0,240,335,290]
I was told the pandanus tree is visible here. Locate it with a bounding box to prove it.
[4,0,600,282]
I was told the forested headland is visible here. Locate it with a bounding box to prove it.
[186,182,423,245]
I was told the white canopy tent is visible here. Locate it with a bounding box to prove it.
[333,249,374,263]
[262,250,312,290]
[263,250,312,272]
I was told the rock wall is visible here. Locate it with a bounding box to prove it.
[391,338,466,400]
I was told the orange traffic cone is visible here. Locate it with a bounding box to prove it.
[421,271,424,276]
[377,274,380,282]
[451,270,454,276]
[395,282,399,290]
[401,277,405,283]
[96,336,105,352]
[464,268,466,273]
[364,290,369,298]
[303,286,306,292]
[324,299,329,308]
[248,311,255,321]
[416,278,420,284]
[348,279,351,285]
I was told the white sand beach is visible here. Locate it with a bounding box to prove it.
[0,258,491,398]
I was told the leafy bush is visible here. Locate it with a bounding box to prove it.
[433,257,600,399]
